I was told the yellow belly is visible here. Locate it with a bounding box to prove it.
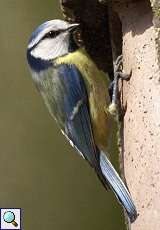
[55,48,111,151]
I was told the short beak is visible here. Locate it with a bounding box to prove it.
[68,23,80,32]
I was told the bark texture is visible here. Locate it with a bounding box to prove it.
[60,0,160,229]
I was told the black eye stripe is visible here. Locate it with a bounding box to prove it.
[42,30,62,40]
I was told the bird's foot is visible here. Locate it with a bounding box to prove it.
[108,55,132,116]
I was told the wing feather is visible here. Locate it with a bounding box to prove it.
[58,64,99,167]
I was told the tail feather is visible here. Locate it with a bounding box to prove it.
[99,151,137,223]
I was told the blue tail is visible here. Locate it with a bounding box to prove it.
[99,151,137,223]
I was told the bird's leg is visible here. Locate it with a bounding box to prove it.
[114,55,131,81]
[108,55,131,117]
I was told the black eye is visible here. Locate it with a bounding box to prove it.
[42,30,61,40]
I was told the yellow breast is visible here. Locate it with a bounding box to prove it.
[55,48,112,151]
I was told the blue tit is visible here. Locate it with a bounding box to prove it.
[26,19,137,223]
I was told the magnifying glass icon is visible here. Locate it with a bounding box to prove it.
[3,211,18,227]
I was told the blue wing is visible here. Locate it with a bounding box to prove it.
[58,64,99,167]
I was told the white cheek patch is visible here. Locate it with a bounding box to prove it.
[31,33,69,60]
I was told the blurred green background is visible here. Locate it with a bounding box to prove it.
[0,0,125,229]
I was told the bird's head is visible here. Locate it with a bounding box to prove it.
[27,19,79,72]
